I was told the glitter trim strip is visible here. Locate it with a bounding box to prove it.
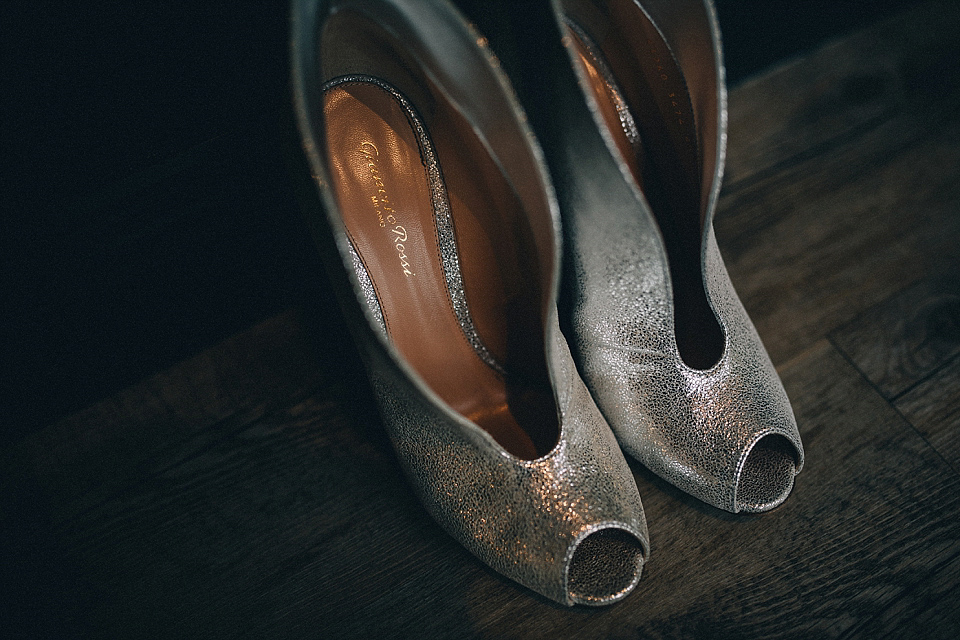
[564,19,642,150]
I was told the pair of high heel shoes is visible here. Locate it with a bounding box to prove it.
[291,0,804,606]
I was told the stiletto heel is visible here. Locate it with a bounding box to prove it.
[292,0,649,604]
[550,0,804,512]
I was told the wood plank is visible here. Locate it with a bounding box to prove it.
[830,274,960,399]
[724,0,960,187]
[4,365,488,638]
[0,308,354,521]
[896,354,960,474]
[714,0,960,365]
[718,117,960,366]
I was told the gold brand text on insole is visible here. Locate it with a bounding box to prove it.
[361,142,415,277]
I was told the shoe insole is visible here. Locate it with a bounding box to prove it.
[324,77,548,460]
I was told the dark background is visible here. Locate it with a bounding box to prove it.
[2,0,926,444]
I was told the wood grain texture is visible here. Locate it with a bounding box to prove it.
[4,338,959,638]
[0,309,345,520]
[716,0,960,366]
[4,1,960,638]
[723,0,960,187]
[896,355,960,474]
[830,274,960,399]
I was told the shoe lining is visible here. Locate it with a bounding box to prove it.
[323,73,558,459]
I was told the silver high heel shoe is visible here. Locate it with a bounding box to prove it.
[546,0,804,513]
[291,0,648,605]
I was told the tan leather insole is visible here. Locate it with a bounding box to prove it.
[567,10,726,370]
[324,79,542,459]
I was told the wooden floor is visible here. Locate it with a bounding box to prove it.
[3,1,960,637]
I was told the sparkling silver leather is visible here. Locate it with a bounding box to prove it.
[346,240,386,336]
[368,316,649,606]
[552,0,805,513]
[291,0,649,605]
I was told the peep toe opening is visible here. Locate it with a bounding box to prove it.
[735,434,800,513]
[567,527,646,606]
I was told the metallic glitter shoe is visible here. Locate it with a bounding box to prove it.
[542,0,805,513]
[291,0,649,605]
